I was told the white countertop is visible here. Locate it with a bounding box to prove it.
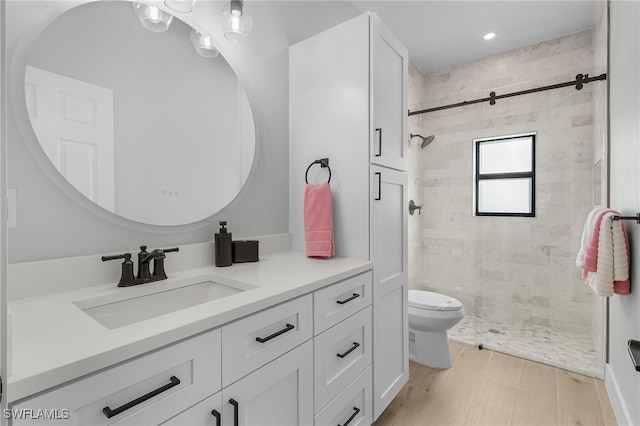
[8,251,372,403]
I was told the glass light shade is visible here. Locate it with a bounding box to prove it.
[190,29,219,58]
[164,0,195,13]
[133,2,173,32]
[220,0,253,42]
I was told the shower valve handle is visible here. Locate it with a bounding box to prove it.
[409,200,422,215]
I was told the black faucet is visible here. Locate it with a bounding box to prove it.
[102,246,179,287]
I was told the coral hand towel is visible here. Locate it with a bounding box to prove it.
[304,182,335,258]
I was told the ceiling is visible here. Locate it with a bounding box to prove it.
[351,1,597,73]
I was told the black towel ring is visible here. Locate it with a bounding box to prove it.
[305,158,331,184]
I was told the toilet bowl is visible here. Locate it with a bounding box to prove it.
[408,289,465,369]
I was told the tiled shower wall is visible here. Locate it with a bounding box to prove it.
[408,30,604,362]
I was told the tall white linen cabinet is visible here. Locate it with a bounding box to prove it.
[289,12,409,421]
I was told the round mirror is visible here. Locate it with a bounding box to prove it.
[23,1,256,226]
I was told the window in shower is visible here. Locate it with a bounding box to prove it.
[474,133,536,217]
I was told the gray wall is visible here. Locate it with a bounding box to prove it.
[608,1,640,424]
[6,0,360,262]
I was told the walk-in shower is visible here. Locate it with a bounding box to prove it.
[407,23,608,378]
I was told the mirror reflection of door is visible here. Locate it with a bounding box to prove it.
[25,65,115,212]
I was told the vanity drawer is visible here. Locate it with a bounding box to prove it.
[314,365,372,426]
[314,306,372,411]
[11,329,221,426]
[314,271,372,335]
[221,294,312,387]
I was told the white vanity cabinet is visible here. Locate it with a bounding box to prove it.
[290,11,409,420]
[313,272,373,424]
[219,295,314,426]
[221,341,314,426]
[11,329,222,426]
[221,295,312,387]
[10,268,374,426]
[163,342,314,426]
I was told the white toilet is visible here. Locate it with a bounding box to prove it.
[408,289,465,369]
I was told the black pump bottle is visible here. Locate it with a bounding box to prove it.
[215,221,233,267]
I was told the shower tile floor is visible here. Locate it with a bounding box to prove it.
[448,313,602,378]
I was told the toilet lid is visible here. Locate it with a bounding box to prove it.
[408,290,463,311]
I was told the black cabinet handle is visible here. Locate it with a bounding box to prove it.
[256,323,295,343]
[229,399,239,426]
[375,128,382,157]
[338,407,361,426]
[337,293,360,305]
[337,342,360,359]
[211,409,221,426]
[375,172,381,200]
[102,375,180,418]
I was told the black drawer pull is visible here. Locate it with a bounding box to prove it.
[229,399,239,426]
[337,293,360,305]
[374,172,381,200]
[339,407,361,426]
[375,128,382,157]
[337,342,360,359]
[102,375,180,418]
[256,323,295,343]
[211,409,221,426]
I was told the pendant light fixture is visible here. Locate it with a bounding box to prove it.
[220,0,253,42]
[190,29,219,58]
[164,0,196,13]
[133,2,173,32]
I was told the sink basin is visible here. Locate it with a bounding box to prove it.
[74,278,251,329]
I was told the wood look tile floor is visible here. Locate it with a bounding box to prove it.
[373,342,617,426]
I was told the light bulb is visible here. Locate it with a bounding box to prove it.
[149,6,160,21]
[221,0,253,42]
[133,3,174,32]
[190,29,219,58]
[230,11,241,31]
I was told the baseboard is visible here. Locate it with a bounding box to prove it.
[605,363,633,425]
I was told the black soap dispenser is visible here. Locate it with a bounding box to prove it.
[215,221,233,267]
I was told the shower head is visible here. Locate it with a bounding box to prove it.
[410,133,435,149]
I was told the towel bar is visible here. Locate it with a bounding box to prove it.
[612,213,640,224]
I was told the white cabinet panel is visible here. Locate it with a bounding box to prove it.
[161,392,222,426]
[222,341,313,426]
[314,366,372,426]
[313,306,372,411]
[371,166,409,419]
[371,14,408,171]
[313,271,372,335]
[221,295,312,387]
[12,329,221,426]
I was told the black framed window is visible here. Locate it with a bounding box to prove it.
[474,133,536,217]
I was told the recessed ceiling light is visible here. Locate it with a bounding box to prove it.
[484,32,496,40]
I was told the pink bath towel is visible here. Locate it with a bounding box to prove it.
[304,182,335,258]
[579,208,615,272]
[578,209,630,296]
